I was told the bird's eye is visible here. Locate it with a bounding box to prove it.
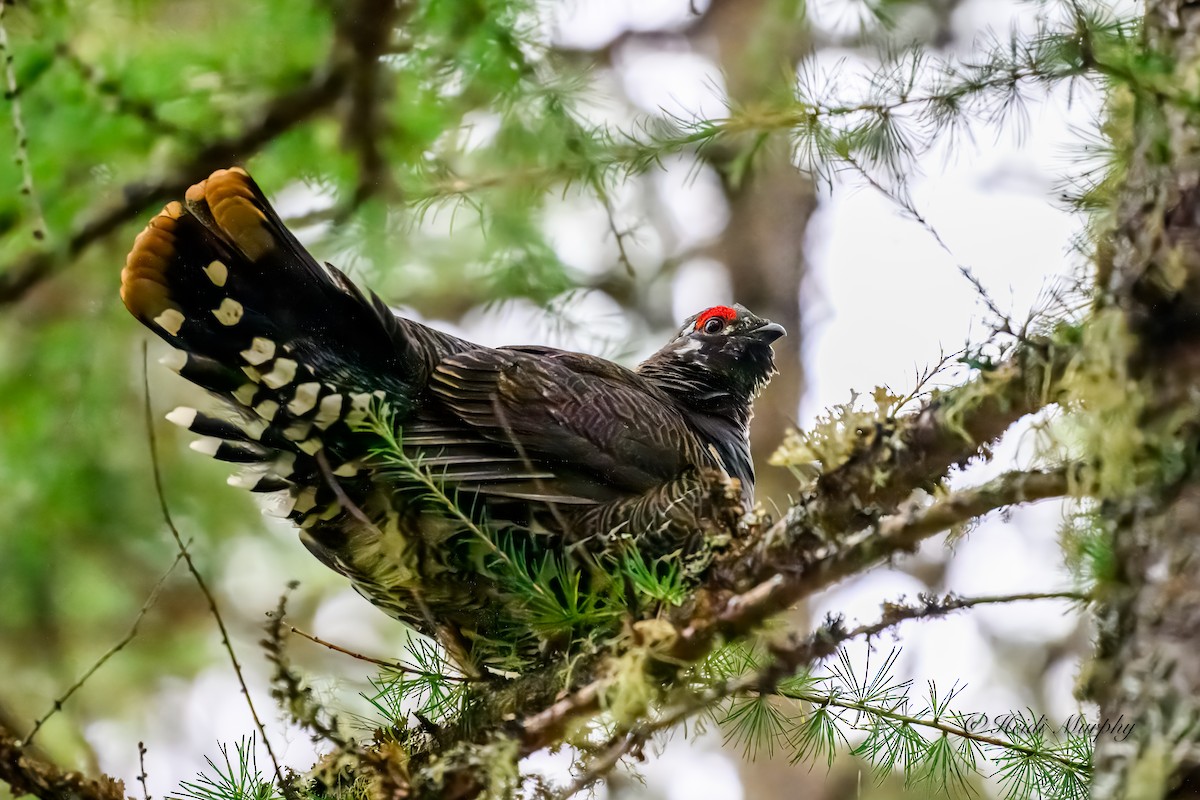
[703,317,725,334]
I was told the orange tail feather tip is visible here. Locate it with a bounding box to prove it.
[186,167,275,260]
[120,167,270,336]
[120,205,183,332]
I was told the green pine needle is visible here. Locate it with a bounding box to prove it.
[173,737,280,800]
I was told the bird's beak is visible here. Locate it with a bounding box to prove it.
[751,321,786,343]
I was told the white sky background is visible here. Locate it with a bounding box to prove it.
[89,1,1114,798]
[542,0,1100,796]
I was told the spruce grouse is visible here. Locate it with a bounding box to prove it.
[120,168,784,666]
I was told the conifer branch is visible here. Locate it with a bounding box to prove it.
[55,41,201,143]
[680,334,1079,660]
[559,591,1088,796]
[685,467,1074,659]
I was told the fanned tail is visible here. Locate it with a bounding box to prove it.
[121,168,428,522]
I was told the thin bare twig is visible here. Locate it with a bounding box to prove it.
[137,742,151,800]
[0,1,47,242]
[20,551,185,747]
[288,625,473,682]
[262,585,347,746]
[140,343,284,785]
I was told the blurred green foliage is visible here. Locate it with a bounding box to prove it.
[0,0,608,759]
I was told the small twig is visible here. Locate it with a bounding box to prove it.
[141,343,284,785]
[0,2,48,242]
[20,551,186,747]
[596,184,635,278]
[262,585,347,745]
[136,742,151,800]
[287,625,473,682]
[843,154,1018,337]
[555,732,637,800]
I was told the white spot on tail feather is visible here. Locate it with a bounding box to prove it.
[154,309,186,336]
[332,461,359,477]
[282,419,312,443]
[313,394,343,429]
[254,399,280,421]
[240,337,276,366]
[166,407,197,428]
[212,298,244,326]
[189,437,221,456]
[283,420,313,441]
[227,471,263,489]
[345,393,373,427]
[293,487,318,513]
[239,417,268,440]
[262,358,298,389]
[263,491,297,518]
[272,452,297,478]
[204,260,228,287]
[288,382,320,416]
[159,350,187,372]
[233,383,258,406]
[297,437,323,454]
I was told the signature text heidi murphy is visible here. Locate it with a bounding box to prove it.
[958,713,1135,742]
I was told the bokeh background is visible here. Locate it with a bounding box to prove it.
[0,0,1101,797]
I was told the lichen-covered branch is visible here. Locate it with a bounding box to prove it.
[458,465,1075,789]
[557,591,1089,798]
[0,722,126,800]
[684,467,1074,654]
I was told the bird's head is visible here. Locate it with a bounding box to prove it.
[639,303,786,409]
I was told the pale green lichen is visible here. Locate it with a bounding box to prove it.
[1124,737,1169,800]
[1060,307,1145,499]
[599,646,656,728]
[769,386,904,477]
[421,736,520,800]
